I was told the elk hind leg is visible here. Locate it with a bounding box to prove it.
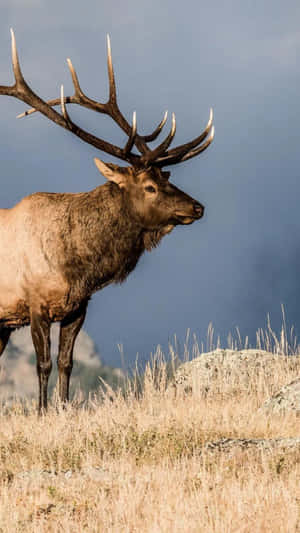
[0,328,11,356]
[57,303,87,404]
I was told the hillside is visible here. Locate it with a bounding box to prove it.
[0,344,299,532]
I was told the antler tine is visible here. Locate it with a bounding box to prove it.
[123,111,137,155]
[106,34,117,105]
[155,108,214,167]
[66,56,107,114]
[169,108,213,157]
[180,125,215,162]
[17,96,74,119]
[10,28,25,85]
[141,113,176,165]
[156,124,215,167]
[60,85,71,122]
[66,58,84,98]
[0,29,25,97]
[141,111,168,142]
[0,29,68,128]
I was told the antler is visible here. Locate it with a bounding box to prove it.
[0,30,140,164]
[2,30,214,168]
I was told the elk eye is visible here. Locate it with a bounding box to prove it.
[145,185,157,194]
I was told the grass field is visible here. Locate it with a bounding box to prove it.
[0,318,300,532]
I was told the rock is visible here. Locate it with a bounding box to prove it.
[204,437,300,455]
[15,469,57,481]
[81,466,111,482]
[14,466,111,482]
[171,349,300,396]
[261,378,300,415]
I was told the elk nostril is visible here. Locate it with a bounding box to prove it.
[194,203,204,217]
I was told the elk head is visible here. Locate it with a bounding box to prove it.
[94,160,204,235]
[0,30,214,229]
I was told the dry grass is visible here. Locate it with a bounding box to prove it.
[0,315,300,532]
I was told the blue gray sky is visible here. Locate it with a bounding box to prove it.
[1,1,300,366]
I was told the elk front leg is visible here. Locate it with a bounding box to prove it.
[57,304,87,404]
[30,312,52,413]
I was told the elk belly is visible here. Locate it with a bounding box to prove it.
[0,292,29,328]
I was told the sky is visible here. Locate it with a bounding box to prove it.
[1,1,300,367]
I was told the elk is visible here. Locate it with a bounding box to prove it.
[0,30,214,412]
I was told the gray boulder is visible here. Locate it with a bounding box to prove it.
[171,349,300,396]
[261,378,300,415]
[205,437,300,455]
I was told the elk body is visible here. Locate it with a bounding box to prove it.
[0,31,214,412]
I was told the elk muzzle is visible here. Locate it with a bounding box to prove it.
[173,201,205,225]
[193,201,204,219]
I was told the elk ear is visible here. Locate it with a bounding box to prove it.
[162,171,171,181]
[94,158,126,188]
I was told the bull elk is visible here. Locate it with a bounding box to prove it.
[0,30,214,412]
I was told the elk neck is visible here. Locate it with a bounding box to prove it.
[61,182,146,298]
